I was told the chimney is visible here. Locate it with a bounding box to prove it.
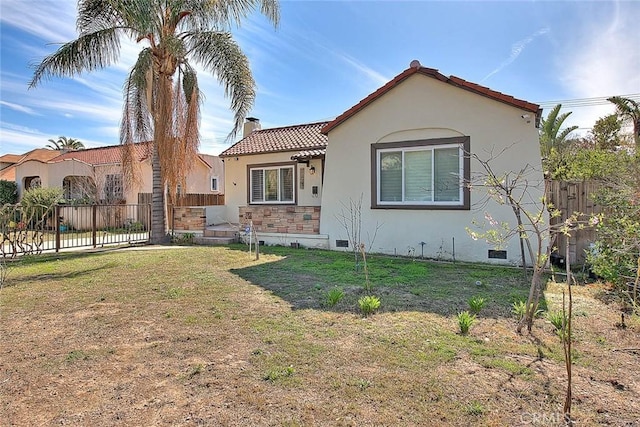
[243,117,261,138]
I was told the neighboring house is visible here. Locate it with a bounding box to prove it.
[0,149,60,184]
[11,143,223,203]
[221,62,544,264]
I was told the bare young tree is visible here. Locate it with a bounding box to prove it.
[468,146,597,333]
[335,194,381,269]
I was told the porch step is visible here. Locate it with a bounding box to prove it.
[203,224,239,238]
[194,236,238,245]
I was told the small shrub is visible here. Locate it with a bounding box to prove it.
[358,295,381,316]
[325,287,344,307]
[457,311,476,335]
[0,180,18,205]
[263,365,295,382]
[174,232,195,244]
[546,310,567,332]
[512,300,544,323]
[465,401,486,416]
[511,300,527,321]
[468,296,486,314]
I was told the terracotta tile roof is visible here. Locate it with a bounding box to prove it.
[16,149,61,163]
[219,122,329,157]
[291,149,326,160]
[0,154,22,164]
[0,166,16,181]
[322,64,542,134]
[50,142,153,165]
[0,149,60,181]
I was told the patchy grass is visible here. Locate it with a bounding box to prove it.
[0,246,638,426]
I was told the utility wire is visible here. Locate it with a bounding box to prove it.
[537,93,640,109]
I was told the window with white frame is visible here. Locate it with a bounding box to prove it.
[372,136,470,209]
[211,176,219,192]
[249,164,295,204]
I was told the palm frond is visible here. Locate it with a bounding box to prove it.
[29,28,122,88]
[186,30,255,138]
[183,0,279,30]
[121,48,154,144]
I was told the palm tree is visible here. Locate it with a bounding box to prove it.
[539,104,579,158]
[30,0,279,244]
[607,96,640,150]
[46,136,85,150]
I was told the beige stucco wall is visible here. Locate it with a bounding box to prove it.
[223,152,323,224]
[320,73,544,265]
[199,154,225,194]
[15,160,51,196]
[15,154,220,204]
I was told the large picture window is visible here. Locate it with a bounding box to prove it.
[249,164,295,204]
[372,136,470,210]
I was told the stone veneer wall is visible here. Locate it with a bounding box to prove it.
[239,206,320,234]
[172,207,206,231]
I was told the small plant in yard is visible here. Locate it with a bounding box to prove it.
[325,287,345,307]
[512,300,543,323]
[358,295,381,316]
[547,310,566,330]
[457,311,476,335]
[167,287,184,299]
[468,296,486,314]
[174,232,195,244]
[465,401,486,416]
[512,300,526,321]
[263,366,295,382]
[547,310,567,337]
[65,350,88,362]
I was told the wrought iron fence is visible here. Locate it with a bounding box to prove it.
[1,203,151,258]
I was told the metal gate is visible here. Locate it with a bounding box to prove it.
[1,203,151,258]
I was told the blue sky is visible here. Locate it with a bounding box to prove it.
[1,0,639,156]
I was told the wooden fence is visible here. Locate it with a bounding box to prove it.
[546,180,604,264]
[138,193,224,207]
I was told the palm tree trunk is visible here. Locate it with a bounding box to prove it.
[150,143,168,244]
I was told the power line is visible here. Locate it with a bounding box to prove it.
[536,93,640,109]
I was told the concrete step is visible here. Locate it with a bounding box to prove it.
[203,224,239,238]
[194,236,238,245]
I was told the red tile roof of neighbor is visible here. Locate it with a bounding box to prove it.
[321,63,542,134]
[0,149,60,182]
[219,121,329,157]
[50,142,153,165]
[0,154,23,164]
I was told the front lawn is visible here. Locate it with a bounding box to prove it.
[1,246,638,426]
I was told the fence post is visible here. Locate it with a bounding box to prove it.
[55,205,61,252]
[92,204,97,248]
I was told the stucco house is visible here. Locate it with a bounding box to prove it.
[219,119,330,246]
[12,142,223,204]
[221,62,544,264]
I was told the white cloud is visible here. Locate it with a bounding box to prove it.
[482,28,550,83]
[0,101,39,115]
[557,1,640,131]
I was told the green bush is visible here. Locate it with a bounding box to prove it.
[325,287,344,307]
[457,311,476,335]
[468,296,486,314]
[0,180,18,205]
[358,295,381,316]
[21,186,64,209]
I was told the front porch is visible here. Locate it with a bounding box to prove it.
[239,205,329,249]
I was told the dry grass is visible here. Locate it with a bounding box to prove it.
[1,246,639,426]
